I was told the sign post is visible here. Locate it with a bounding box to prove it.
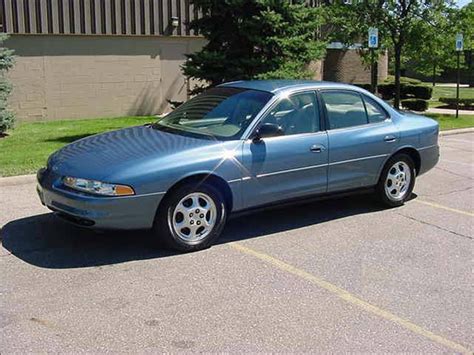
[455,33,463,118]
[368,28,379,94]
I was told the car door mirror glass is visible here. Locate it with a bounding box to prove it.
[254,123,285,141]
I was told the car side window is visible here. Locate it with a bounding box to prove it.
[321,91,367,130]
[259,92,320,135]
[363,95,389,123]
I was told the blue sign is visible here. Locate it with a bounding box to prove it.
[456,34,464,51]
[368,28,379,49]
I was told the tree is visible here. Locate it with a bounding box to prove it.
[404,3,474,87]
[0,33,14,134]
[326,0,451,109]
[455,2,474,87]
[405,7,457,86]
[182,0,326,93]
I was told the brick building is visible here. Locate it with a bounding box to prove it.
[0,0,387,122]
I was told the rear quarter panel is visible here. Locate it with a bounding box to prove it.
[395,112,439,147]
[394,112,439,175]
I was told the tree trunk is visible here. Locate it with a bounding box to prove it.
[394,45,402,109]
[432,62,436,87]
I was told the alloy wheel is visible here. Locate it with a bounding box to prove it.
[169,192,217,244]
[384,161,411,201]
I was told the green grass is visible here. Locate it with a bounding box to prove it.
[425,113,474,131]
[0,116,155,177]
[0,114,472,177]
[430,85,474,108]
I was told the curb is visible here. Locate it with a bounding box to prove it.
[0,174,36,187]
[439,127,474,136]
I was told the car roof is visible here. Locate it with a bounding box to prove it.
[218,80,361,94]
[218,79,398,117]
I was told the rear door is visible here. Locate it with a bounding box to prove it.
[320,90,399,192]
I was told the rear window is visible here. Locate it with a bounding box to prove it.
[321,91,367,129]
[363,95,389,123]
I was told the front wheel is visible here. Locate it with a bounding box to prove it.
[377,154,416,207]
[153,183,227,252]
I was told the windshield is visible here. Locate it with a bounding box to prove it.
[153,87,273,140]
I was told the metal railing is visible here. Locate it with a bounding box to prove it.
[0,0,201,36]
[0,0,323,37]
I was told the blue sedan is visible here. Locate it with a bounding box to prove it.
[37,80,439,251]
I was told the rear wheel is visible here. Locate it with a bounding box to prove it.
[153,183,227,252]
[377,154,416,207]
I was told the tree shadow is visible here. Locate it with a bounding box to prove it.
[434,104,474,111]
[44,133,98,144]
[0,194,398,270]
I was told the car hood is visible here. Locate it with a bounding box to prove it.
[47,126,227,181]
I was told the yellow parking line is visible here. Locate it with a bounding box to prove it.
[230,242,471,354]
[414,199,474,217]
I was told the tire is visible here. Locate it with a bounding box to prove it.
[377,153,416,207]
[153,183,227,252]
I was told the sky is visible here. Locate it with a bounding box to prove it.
[456,0,471,8]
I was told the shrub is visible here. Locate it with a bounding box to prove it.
[354,83,372,91]
[0,33,15,134]
[439,97,474,109]
[407,85,433,100]
[378,83,396,100]
[0,100,14,133]
[401,99,429,112]
[400,85,411,99]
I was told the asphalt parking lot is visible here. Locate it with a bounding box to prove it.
[1,132,472,353]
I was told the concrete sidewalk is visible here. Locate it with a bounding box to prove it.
[427,107,474,115]
[0,174,37,187]
[435,83,469,88]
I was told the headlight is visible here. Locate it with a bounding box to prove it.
[63,177,135,196]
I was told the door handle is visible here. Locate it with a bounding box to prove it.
[310,144,325,153]
[384,135,397,143]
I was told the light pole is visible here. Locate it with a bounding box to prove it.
[455,33,463,118]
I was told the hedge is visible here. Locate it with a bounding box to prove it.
[409,85,433,100]
[439,97,474,109]
[401,99,429,112]
[354,76,433,101]
[377,82,432,100]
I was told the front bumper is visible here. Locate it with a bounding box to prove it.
[37,168,164,230]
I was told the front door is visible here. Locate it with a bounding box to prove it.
[241,91,329,208]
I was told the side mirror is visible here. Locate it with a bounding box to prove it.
[253,123,284,142]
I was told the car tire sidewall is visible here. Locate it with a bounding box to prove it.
[154,183,227,252]
[378,154,416,207]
